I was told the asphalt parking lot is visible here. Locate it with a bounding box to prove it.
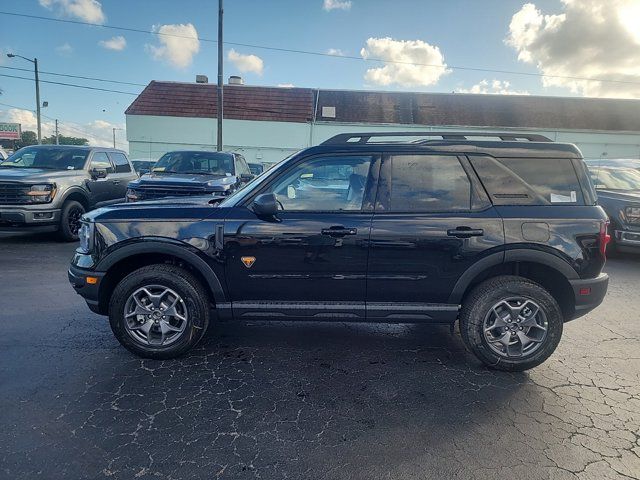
[0,233,639,480]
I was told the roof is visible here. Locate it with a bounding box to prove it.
[125,81,313,123]
[126,82,640,133]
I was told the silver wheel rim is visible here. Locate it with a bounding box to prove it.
[123,285,188,347]
[482,297,548,358]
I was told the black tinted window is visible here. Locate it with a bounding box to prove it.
[90,152,114,173]
[470,156,584,205]
[387,155,471,212]
[109,152,131,173]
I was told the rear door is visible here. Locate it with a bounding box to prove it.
[108,151,136,201]
[366,153,504,321]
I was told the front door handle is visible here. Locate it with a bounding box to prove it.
[112,180,121,185]
[321,226,357,237]
[447,227,484,238]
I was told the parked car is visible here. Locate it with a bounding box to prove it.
[69,131,610,371]
[0,145,136,240]
[125,150,255,202]
[130,159,156,176]
[248,162,264,176]
[588,158,640,171]
[587,164,640,254]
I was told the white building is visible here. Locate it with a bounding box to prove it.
[126,81,640,166]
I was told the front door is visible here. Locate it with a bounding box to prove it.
[366,153,504,321]
[85,151,116,207]
[223,153,380,320]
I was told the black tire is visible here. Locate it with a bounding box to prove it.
[459,275,563,372]
[58,200,86,242]
[109,264,210,359]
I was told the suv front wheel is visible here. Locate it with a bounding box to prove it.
[109,264,210,359]
[459,275,563,371]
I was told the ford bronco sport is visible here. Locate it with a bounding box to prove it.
[68,132,610,371]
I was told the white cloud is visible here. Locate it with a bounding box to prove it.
[99,36,126,51]
[360,37,450,87]
[323,0,351,11]
[39,0,105,24]
[458,79,530,95]
[146,23,200,69]
[0,108,127,148]
[55,43,73,56]
[506,0,640,98]
[327,48,346,56]
[228,49,264,76]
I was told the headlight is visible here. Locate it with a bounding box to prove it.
[78,221,95,253]
[26,183,57,203]
[126,188,139,202]
[625,206,640,224]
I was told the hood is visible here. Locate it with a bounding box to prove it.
[0,167,84,182]
[596,189,640,203]
[132,172,235,188]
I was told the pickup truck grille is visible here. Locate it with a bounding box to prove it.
[0,182,30,205]
[135,185,207,200]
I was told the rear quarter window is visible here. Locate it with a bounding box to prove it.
[469,155,585,206]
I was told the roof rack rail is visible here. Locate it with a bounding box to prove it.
[321,131,553,145]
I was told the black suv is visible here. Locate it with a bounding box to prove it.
[125,150,254,202]
[69,132,610,371]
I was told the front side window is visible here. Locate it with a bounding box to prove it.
[386,155,471,212]
[90,152,114,173]
[152,152,234,175]
[1,147,89,171]
[265,155,374,211]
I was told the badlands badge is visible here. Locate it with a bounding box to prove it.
[241,256,256,268]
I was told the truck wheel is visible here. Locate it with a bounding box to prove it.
[58,200,86,241]
[459,275,563,372]
[109,264,210,359]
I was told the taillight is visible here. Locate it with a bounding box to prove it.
[599,220,611,258]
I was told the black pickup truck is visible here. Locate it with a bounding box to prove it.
[69,132,610,371]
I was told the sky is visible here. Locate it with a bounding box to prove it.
[1,0,640,149]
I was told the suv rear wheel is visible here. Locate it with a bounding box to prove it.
[108,264,210,359]
[459,275,563,371]
[58,200,85,241]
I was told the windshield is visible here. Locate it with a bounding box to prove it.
[590,167,640,191]
[0,147,90,170]
[152,151,234,175]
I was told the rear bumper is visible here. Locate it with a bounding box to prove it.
[68,264,105,315]
[614,229,640,253]
[0,206,61,231]
[568,273,609,320]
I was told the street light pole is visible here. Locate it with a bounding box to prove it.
[216,0,224,151]
[6,53,42,144]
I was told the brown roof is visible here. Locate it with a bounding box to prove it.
[125,81,314,123]
[126,81,640,132]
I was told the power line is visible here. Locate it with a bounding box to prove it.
[0,65,146,87]
[0,73,139,95]
[3,10,640,87]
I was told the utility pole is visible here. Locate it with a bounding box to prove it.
[113,127,116,148]
[216,0,224,151]
[55,119,59,145]
[6,54,42,144]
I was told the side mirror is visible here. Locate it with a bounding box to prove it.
[240,173,255,182]
[251,193,279,216]
[90,167,108,179]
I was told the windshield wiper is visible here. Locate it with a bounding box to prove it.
[180,170,222,175]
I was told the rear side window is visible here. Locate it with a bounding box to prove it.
[109,152,131,173]
[470,156,584,206]
[386,155,471,212]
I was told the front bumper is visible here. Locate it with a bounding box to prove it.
[568,273,609,320]
[0,205,61,231]
[68,263,105,315]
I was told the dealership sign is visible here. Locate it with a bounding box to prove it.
[0,123,21,140]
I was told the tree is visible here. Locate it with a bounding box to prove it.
[1,130,37,150]
[42,135,89,146]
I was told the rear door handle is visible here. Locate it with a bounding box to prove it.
[321,227,357,237]
[447,227,484,238]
